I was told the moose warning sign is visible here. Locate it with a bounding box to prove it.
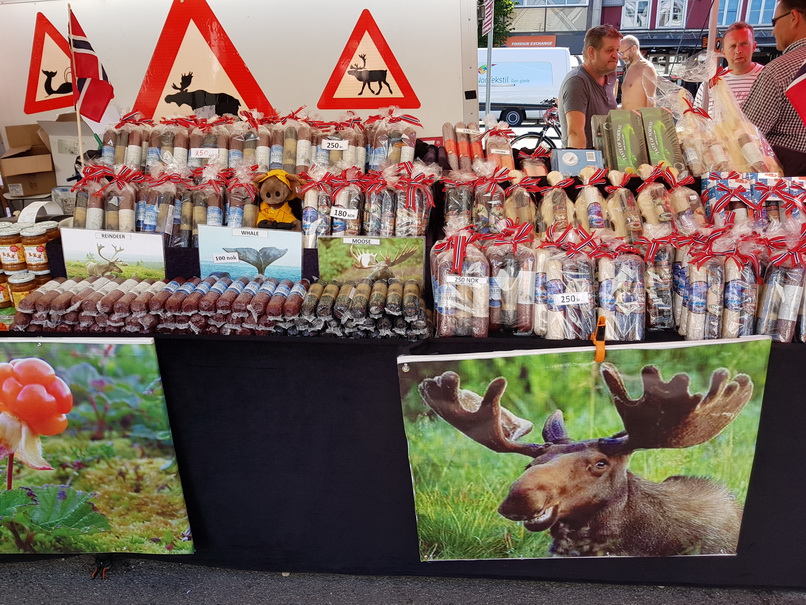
[318,9,420,110]
[131,0,274,120]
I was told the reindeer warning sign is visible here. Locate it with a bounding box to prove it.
[131,0,274,120]
[318,9,420,110]
[24,13,74,115]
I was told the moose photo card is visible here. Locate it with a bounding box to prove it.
[61,228,166,280]
[0,337,192,555]
[397,337,771,560]
[317,236,425,285]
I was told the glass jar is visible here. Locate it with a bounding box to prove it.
[31,269,52,287]
[0,226,27,273]
[20,226,50,272]
[38,221,61,241]
[8,271,36,309]
[0,270,10,309]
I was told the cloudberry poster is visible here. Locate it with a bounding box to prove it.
[397,337,770,560]
[0,338,192,555]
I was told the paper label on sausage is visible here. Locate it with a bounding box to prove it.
[296,140,312,165]
[255,280,278,297]
[243,280,263,296]
[778,284,802,322]
[488,148,510,155]
[210,280,230,295]
[455,128,481,136]
[343,237,381,246]
[551,291,590,307]
[274,282,291,298]
[289,282,307,297]
[213,252,240,264]
[330,207,360,220]
[445,275,487,287]
[206,207,223,227]
[177,281,198,295]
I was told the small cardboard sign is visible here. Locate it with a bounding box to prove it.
[61,228,166,280]
[197,224,302,280]
[317,236,425,284]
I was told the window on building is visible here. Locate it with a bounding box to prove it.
[622,0,650,28]
[718,0,743,26]
[746,0,775,25]
[657,0,687,27]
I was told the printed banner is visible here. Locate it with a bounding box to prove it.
[397,337,771,560]
[0,338,192,555]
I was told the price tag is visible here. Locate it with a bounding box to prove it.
[232,228,267,238]
[552,291,590,306]
[488,148,510,155]
[190,148,218,159]
[455,127,481,136]
[446,275,487,287]
[330,207,360,220]
[323,138,349,151]
[213,252,240,264]
[344,237,381,246]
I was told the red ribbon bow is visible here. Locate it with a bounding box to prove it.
[682,97,711,120]
[708,65,731,89]
[433,230,481,274]
[712,182,751,214]
[114,111,154,129]
[70,165,113,192]
[96,166,145,194]
[518,147,551,160]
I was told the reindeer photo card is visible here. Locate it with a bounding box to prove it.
[61,229,166,280]
[317,236,425,285]
[397,337,772,560]
[197,225,302,281]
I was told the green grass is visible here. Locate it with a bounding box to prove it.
[64,260,166,280]
[401,339,770,560]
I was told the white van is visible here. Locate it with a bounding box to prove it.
[477,47,572,126]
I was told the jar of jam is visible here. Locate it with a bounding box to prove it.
[20,226,50,272]
[31,269,52,287]
[38,221,61,242]
[0,226,27,273]
[0,270,10,309]
[8,271,36,309]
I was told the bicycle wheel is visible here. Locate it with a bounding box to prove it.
[511,131,556,151]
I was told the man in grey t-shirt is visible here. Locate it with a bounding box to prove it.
[558,24,622,148]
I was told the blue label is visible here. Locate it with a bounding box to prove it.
[587,202,606,229]
[228,149,244,166]
[546,278,565,311]
[672,262,687,295]
[689,281,707,313]
[206,206,223,227]
[724,280,744,311]
[599,278,615,311]
[226,206,244,228]
[143,204,158,232]
[534,272,547,303]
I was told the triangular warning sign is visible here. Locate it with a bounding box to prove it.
[132,0,274,120]
[24,12,75,115]
[317,9,420,111]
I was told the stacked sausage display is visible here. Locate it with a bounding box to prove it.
[10,275,432,340]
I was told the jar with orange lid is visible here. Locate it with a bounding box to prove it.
[38,221,61,241]
[0,226,27,273]
[0,270,11,309]
[31,269,52,287]
[8,271,36,309]
[20,226,50,272]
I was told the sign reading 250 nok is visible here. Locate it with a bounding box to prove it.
[397,337,771,560]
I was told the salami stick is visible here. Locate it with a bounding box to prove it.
[265,279,293,319]
[282,279,310,319]
[98,277,141,314]
[145,278,185,316]
[441,123,460,172]
[300,281,325,320]
[180,276,219,315]
[533,248,550,337]
[112,279,155,319]
[247,278,280,319]
[316,282,341,318]
[232,278,266,318]
[349,280,372,320]
[163,278,202,316]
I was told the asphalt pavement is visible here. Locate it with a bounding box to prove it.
[1,555,805,604]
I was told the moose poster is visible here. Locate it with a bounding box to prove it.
[397,337,771,560]
[317,236,425,284]
[0,338,193,555]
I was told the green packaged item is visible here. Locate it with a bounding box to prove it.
[607,109,648,172]
[639,107,686,172]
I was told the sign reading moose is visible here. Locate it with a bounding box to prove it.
[418,363,753,557]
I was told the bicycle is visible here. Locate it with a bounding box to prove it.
[510,99,562,151]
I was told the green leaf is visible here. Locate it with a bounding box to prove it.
[24,485,110,534]
[0,488,34,518]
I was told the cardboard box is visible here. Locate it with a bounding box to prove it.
[639,107,686,172]
[550,149,604,176]
[607,110,648,172]
[37,114,98,186]
[0,123,57,197]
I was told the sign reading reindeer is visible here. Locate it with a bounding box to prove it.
[164,72,241,115]
[418,363,753,557]
[86,244,127,278]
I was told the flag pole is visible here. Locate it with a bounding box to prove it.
[67,3,86,171]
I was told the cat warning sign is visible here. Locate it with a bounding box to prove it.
[318,9,420,110]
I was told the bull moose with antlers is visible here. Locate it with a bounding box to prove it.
[418,363,753,557]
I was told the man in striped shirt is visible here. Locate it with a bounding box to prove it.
[695,22,762,113]
[743,0,806,176]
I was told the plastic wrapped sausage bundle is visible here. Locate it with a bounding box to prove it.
[71,165,111,230]
[188,165,228,246]
[364,107,422,171]
[722,254,758,338]
[641,241,675,331]
[452,121,476,172]
[598,249,646,341]
[518,146,551,178]
[544,249,597,340]
[682,252,725,340]
[229,115,263,169]
[635,165,674,230]
[756,260,806,343]
[226,164,259,228]
[443,171,476,234]
[663,168,709,235]
[441,122,460,172]
[188,117,230,170]
[472,162,511,235]
[299,165,335,248]
[479,117,515,172]
[574,167,609,233]
[484,226,536,334]
[537,173,576,237]
[431,232,490,337]
[395,161,441,237]
[102,173,140,233]
[361,167,395,237]
[330,167,365,237]
[503,177,539,228]
[604,171,643,244]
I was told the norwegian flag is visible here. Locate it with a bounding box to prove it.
[786,60,806,128]
[68,9,114,122]
[482,0,494,36]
